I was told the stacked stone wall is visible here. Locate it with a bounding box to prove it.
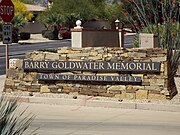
[4,47,177,100]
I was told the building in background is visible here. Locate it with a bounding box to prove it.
[19,4,47,34]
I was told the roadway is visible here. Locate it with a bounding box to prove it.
[21,103,180,135]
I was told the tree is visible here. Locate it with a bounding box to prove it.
[11,0,33,42]
[122,0,180,92]
[104,1,128,27]
[13,0,33,21]
[50,0,97,23]
[20,0,35,4]
[89,0,107,20]
[37,0,108,39]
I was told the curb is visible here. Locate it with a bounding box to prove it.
[8,96,180,112]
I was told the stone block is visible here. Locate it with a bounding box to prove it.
[40,86,50,93]
[136,90,148,99]
[4,88,13,92]
[148,93,166,100]
[145,86,163,91]
[31,52,45,60]
[160,63,164,72]
[67,53,90,58]
[108,85,126,91]
[142,76,150,83]
[71,48,83,51]
[126,89,136,93]
[89,85,106,89]
[31,84,41,89]
[105,53,113,57]
[91,89,107,93]
[15,59,23,69]
[142,79,150,86]
[61,89,71,94]
[108,89,122,94]
[150,79,165,86]
[23,74,35,82]
[5,79,15,86]
[139,34,159,48]
[120,53,128,57]
[151,48,167,54]
[45,52,59,60]
[24,82,32,87]
[6,69,16,78]
[151,57,166,62]
[28,88,40,92]
[133,86,145,90]
[98,93,115,97]
[149,90,161,94]
[140,58,151,62]
[114,93,126,99]
[63,87,80,93]
[166,78,170,87]
[17,86,27,91]
[58,48,72,54]
[128,52,147,58]
[88,56,102,60]
[82,47,94,52]
[126,93,136,100]
[12,70,24,80]
[90,51,98,56]
[147,75,168,79]
[79,89,98,96]
[160,89,170,96]
[164,62,168,76]
[126,85,136,93]
[15,83,20,87]
[59,57,67,61]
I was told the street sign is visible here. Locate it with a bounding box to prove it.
[0,0,14,22]
[3,23,12,44]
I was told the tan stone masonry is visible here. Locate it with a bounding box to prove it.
[4,47,177,100]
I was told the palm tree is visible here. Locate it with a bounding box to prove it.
[11,15,28,43]
[37,12,65,39]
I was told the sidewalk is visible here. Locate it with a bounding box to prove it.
[1,74,180,112]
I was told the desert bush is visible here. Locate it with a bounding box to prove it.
[20,32,31,40]
[0,96,37,135]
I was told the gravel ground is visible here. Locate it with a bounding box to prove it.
[2,77,180,106]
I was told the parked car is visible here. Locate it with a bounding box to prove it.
[59,27,71,39]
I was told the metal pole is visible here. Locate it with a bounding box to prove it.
[6,43,9,77]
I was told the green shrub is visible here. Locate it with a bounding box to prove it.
[20,32,31,40]
[47,32,56,40]
[42,30,48,38]
[133,34,139,48]
[43,30,53,39]
[0,23,2,41]
[42,30,59,40]
[0,96,37,134]
[38,49,57,53]
[0,31,2,41]
[12,28,19,43]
